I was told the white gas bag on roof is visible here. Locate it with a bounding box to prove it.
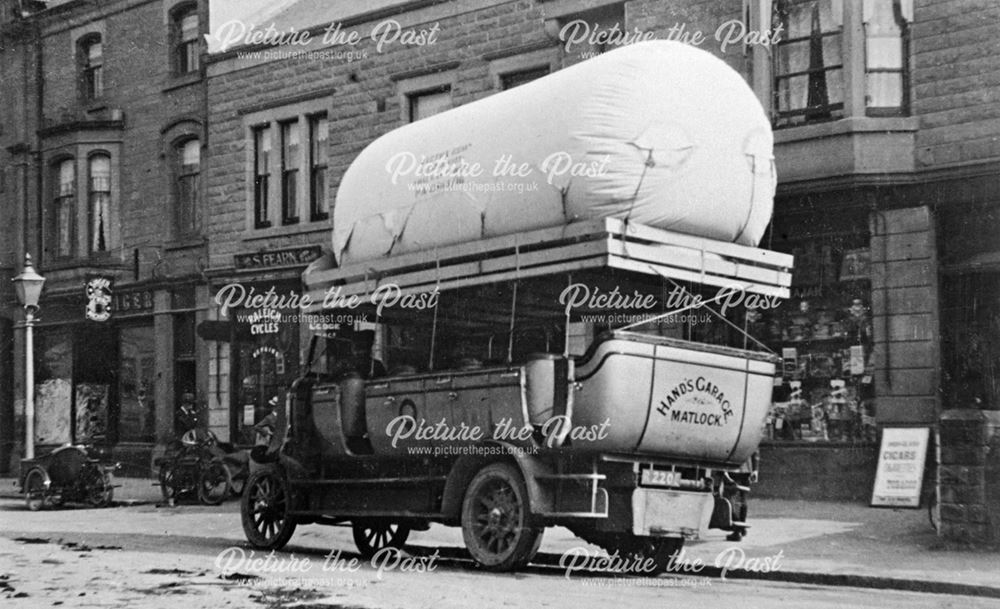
[332,40,776,266]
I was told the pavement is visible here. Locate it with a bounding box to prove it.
[3,476,998,597]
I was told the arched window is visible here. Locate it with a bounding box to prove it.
[173,5,200,74]
[52,159,76,258]
[88,154,112,253]
[80,36,103,100]
[175,138,200,236]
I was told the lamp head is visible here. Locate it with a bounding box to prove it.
[12,253,45,311]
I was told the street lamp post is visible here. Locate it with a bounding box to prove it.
[12,253,46,459]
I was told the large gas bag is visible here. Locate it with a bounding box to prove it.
[332,40,775,265]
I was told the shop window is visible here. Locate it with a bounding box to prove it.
[51,159,76,259]
[118,324,156,443]
[172,4,200,75]
[80,35,103,101]
[280,120,300,225]
[174,138,200,237]
[762,229,876,443]
[231,287,300,445]
[75,324,116,443]
[772,0,844,126]
[33,328,74,446]
[253,125,271,228]
[88,153,112,253]
[500,66,549,90]
[941,274,1000,410]
[408,87,451,122]
[308,114,329,221]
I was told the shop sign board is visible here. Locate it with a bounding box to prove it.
[871,427,930,508]
[114,288,155,316]
[234,245,322,270]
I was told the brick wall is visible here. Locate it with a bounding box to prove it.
[912,0,1000,168]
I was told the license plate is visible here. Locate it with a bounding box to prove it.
[641,469,679,487]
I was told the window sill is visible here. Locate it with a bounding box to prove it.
[41,256,123,273]
[242,222,330,242]
[164,235,207,251]
[162,71,203,93]
[774,116,919,145]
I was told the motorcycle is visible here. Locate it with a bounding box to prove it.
[154,404,250,504]
[18,445,118,511]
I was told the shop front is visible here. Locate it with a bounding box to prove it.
[228,280,302,446]
[21,279,204,473]
[754,200,904,501]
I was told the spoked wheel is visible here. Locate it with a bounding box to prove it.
[461,463,542,571]
[159,463,178,503]
[24,468,49,511]
[241,467,296,550]
[352,520,411,559]
[198,460,232,505]
[84,468,114,508]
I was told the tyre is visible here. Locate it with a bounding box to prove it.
[198,460,232,505]
[24,468,48,511]
[241,467,297,550]
[84,468,114,508]
[461,462,542,571]
[159,463,178,503]
[352,520,411,559]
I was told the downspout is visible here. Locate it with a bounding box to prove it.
[31,20,43,262]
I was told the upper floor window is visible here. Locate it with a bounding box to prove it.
[773,0,844,126]
[500,66,549,90]
[80,36,104,101]
[253,126,271,229]
[771,0,910,127]
[408,87,451,122]
[280,120,300,225]
[245,98,330,231]
[173,5,200,74]
[52,159,76,259]
[88,154,112,253]
[309,115,329,221]
[174,139,200,236]
[864,0,908,114]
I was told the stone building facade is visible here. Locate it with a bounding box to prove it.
[4,0,1000,495]
[0,0,209,473]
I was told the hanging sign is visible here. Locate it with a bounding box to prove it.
[85,277,113,322]
[871,427,930,508]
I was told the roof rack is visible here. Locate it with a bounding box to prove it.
[302,218,793,313]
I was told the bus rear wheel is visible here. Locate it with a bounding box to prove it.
[461,463,542,571]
